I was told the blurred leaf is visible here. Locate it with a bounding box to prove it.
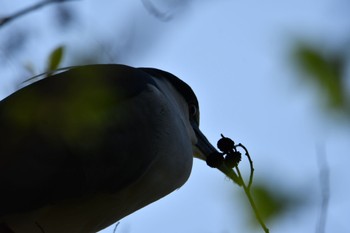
[0,28,30,61]
[23,62,36,76]
[251,185,285,223]
[241,183,305,227]
[53,5,77,29]
[294,43,347,110]
[46,45,65,72]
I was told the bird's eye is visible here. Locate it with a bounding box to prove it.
[189,104,197,118]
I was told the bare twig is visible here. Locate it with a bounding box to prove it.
[315,144,330,233]
[234,142,268,232]
[211,135,268,232]
[113,222,120,233]
[20,66,77,87]
[0,0,78,28]
[237,143,255,189]
[235,166,269,233]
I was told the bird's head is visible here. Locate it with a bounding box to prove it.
[140,68,240,184]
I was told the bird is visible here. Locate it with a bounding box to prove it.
[0,64,233,233]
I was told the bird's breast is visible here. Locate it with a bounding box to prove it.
[1,83,193,233]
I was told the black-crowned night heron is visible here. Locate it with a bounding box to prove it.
[0,64,229,233]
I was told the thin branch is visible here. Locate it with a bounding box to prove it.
[0,0,78,28]
[211,136,267,232]
[20,65,77,87]
[218,163,242,186]
[112,222,120,233]
[237,143,255,189]
[235,166,269,233]
[315,144,330,233]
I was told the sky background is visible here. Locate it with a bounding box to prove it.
[1,0,350,233]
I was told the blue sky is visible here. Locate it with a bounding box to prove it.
[1,0,350,233]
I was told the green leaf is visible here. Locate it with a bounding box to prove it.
[46,45,64,72]
[239,183,305,228]
[294,43,346,110]
[251,185,285,223]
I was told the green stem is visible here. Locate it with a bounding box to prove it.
[235,166,270,233]
[237,143,254,189]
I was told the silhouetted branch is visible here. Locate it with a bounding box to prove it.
[235,166,269,233]
[237,143,254,189]
[0,0,78,28]
[113,222,120,233]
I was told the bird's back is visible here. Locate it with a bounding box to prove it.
[0,64,193,232]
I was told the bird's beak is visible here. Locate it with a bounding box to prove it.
[191,122,242,185]
[191,122,218,161]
